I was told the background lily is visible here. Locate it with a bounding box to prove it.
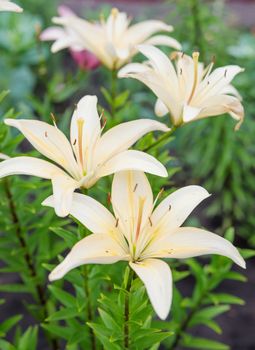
[0,95,168,217]
[0,0,23,12]
[118,45,244,130]
[42,7,181,70]
[40,5,100,71]
[44,170,245,320]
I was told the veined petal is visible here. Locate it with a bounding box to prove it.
[96,150,168,178]
[196,65,244,103]
[95,119,169,164]
[5,119,79,179]
[43,192,116,234]
[151,186,210,236]
[155,99,169,117]
[152,227,245,269]
[0,156,67,179]
[70,95,101,172]
[144,35,182,50]
[138,45,178,87]
[126,20,173,45]
[49,233,127,281]
[197,95,244,130]
[130,259,172,320]
[0,1,23,12]
[111,171,153,244]
[118,62,151,77]
[51,174,79,217]
[0,153,10,160]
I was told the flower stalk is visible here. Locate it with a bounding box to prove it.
[124,267,134,349]
[141,125,178,152]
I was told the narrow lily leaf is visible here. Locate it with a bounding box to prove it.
[0,315,22,335]
[181,334,229,350]
[46,307,81,321]
[48,285,77,307]
[18,326,38,350]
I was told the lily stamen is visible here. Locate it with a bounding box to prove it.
[187,51,199,104]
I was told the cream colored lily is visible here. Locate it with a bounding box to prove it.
[119,45,244,130]
[0,0,23,12]
[43,171,245,320]
[0,96,168,217]
[42,7,181,69]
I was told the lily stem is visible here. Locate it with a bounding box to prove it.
[191,0,205,60]
[3,178,59,350]
[83,265,97,350]
[141,125,178,153]
[124,268,134,349]
[110,68,117,118]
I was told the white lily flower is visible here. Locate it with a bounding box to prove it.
[0,96,169,217]
[118,45,244,130]
[0,0,23,12]
[42,7,181,69]
[43,171,245,320]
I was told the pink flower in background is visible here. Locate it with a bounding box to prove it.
[70,49,100,70]
[40,5,100,71]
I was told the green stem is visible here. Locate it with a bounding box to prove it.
[124,268,134,349]
[83,265,96,350]
[191,0,205,60]
[3,178,59,350]
[110,68,117,118]
[141,126,178,153]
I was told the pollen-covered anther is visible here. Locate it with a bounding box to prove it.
[50,112,57,127]
[111,7,119,17]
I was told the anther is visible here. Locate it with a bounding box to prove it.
[224,69,227,78]
[115,218,119,228]
[180,68,183,75]
[44,131,48,137]
[50,113,57,127]
[133,183,138,192]
[73,139,77,146]
[181,52,185,58]
[168,204,172,211]
[149,217,153,227]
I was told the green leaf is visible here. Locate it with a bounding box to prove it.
[0,314,22,336]
[46,307,82,321]
[18,326,38,350]
[133,331,173,349]
[207,293,244,305]
[87,322,121,350]
[181,334,229,350]
[50,227,77,248]
[48,285,77,307]
[98,308,122,332]
[41,324,73,340]
[0,339,15,350]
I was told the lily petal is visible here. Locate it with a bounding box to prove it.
[155,99,169,117]
[96,150,168,178]
[126,20,173,45]
[43,192,116,234]
[49,233,127,281]
[111,171,153,243]
[151,186,210,235]
[70,95,101,171]
[183,104,202,122]
[130,258,172,320]
[144,35,182,50]
[0,1,23,12]
[5,119,79,179]
[0,156,67,179]
[95,119,169,164]
[51,174,79,217]
[152,227,246,269]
